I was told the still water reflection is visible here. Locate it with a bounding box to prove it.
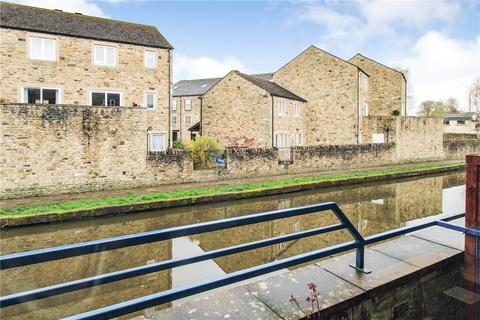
[0,171,466,319]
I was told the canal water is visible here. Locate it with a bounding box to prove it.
[0,171,466,319]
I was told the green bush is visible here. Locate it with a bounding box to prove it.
[185,136,223,169]
[172,141,184,149]
[391,109,400,116]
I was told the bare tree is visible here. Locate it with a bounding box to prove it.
[469,78,480,112]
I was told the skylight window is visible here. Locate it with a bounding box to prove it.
[201,84,208,88]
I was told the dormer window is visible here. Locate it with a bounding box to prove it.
[29,36,56,61]
[94,44,116,66]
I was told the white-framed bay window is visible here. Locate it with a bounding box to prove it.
[145,92,156,109]
[22,86,61,104]
[184,99,192,111]
[278,99,286,116]
[29,36,56,61]
[148,132,166,152]
[144,50,156,68]
[90,91,122,106]
[94,44,116,66]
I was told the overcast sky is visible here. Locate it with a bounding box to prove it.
[7,0,480,114]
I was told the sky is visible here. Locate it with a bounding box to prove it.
[6,0,480,114]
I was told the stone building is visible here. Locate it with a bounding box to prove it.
[201,71,307,148]
[349,53,407,116]
[273,45,369,145]
[172,73,272,143]
[0,1,173,150]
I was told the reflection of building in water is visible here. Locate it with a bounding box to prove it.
[0,172,464,319]
[0,221,173,320]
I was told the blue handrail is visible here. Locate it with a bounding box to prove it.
[0,202,470,320]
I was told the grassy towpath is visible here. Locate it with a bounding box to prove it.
[0,161,464,226]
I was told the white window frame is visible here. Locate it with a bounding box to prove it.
[21,86,62,104]
[144,50,156,68]
[275,132,288,148]
[93,44,117,67]
[89,90,123,106]
[171,99,177,111]
[185,115,191,125]
[28,36,57,61]
[278,99,286,116]
[293,102,300,117]
[171,116,177,126]
[294,131,303,146]
[184,99,192,111]
[144,92,156,109]
[148,132,166,152]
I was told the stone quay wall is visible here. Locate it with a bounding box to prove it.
[1,104,479,199]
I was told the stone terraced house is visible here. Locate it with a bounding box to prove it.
[349,53,407,117]
[0,1,173,150]
[201,70,307,148]
[273,45,370,145]
[172,73,273,143]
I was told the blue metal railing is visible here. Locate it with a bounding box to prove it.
[0,201,471,320]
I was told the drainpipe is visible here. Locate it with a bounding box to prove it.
[200,96,203,136]
[356,71,360,144]
[168,49,172,149]
[271,95,275,147]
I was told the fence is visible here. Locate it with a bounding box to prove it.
[0,202,473,320]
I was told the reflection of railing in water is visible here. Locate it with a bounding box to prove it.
[0,202,472,320]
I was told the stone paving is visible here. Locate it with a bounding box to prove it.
[134,218,465,320]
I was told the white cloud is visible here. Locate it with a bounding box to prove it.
[7,0,105,17]
[399,31,480,113]
[173,54,247,82]
[296,0,461,47]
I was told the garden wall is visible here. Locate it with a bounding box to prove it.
[1,104,478,199]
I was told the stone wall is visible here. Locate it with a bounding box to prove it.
[0,29,170,139]
[273,46,361,145]
[349,54,406,116]
[0,104,191,198]
[443,139,480,160]
[362,116,444,160]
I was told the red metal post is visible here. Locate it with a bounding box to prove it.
[465,155,480,319]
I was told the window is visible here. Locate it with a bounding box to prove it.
[94,45,116,66]
[293,102,300,117]
[185,115,191,125]
[184,99,192,111]
[278,99,286,116]
[148,133,166,152]
[145,93,156,109]
[172,116,177,126]
[90,91,121,106]
[144,50,156,68]
[275,133,288,148]
[23,87,60,104]
[294,131,303,146]
[171,99,177,111]
[29,36,56,61]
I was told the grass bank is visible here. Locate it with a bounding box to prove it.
[0,162,464,226]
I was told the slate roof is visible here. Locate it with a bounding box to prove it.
[173,73,273,97]
[0,1,173,49]
[234,71,307,102]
